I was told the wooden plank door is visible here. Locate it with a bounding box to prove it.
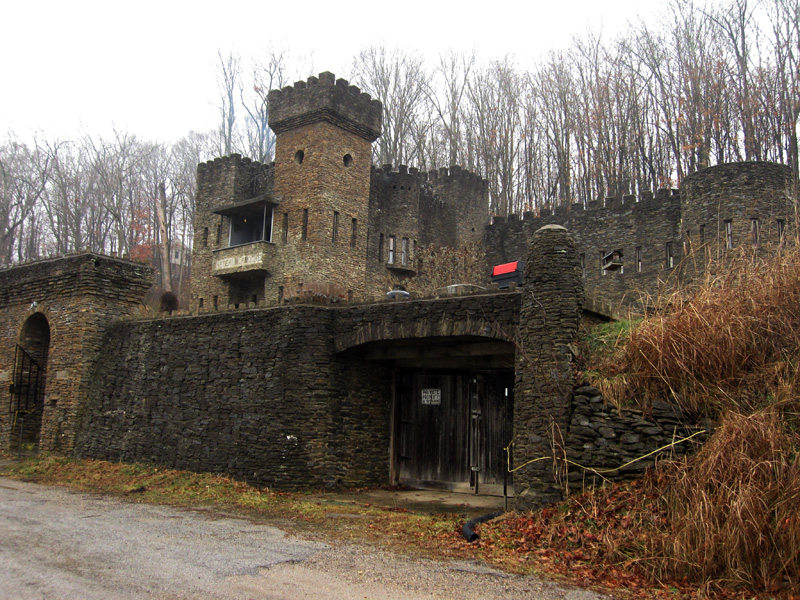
[395,370,513,491]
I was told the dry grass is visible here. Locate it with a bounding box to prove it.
[647,406,800,594]
[576,246,800,596]
[605,247,800,417]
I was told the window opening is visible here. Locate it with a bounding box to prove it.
[725,220,733,249]
[388,236,396,265]
[228,204,272,246]
[666,242,674,268]
[282,212,288,244]
[778,219,786,245]
[401,237,409,266]
[332,211,339,243]
[602,250,623,273]
[635,247,642,273]
[351,218,357,248]
[295,150,304,164]
[751,219,760,247]
[302,209,309,241]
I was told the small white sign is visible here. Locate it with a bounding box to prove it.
[421,388,441,405]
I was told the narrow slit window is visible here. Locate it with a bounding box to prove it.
[725,220,733,249]
[351,218,357,248]
[401,237,409,266]
[302,209,309,241]
[332,211,339,243]
[635,247,642,273]
[666,242,674,268]
[282,213,288,244]
[751,219,760,247]
[388,236,396,265]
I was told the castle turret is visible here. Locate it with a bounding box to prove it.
[268,72,383,300]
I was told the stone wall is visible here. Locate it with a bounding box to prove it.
[0,253,152,452]
[73,292,521,489]
[485,190,683,318]
[681,162,794,266]
[564,385,703,488]
[72,305,395,489]
[511,226,701,508]
[513,225,584,508]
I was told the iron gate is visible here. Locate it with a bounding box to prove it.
[8,344,43,450]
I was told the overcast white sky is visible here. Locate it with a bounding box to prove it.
[2,0,652,144]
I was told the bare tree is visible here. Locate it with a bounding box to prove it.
[349,45,430,166]
[0,136,50,263]
[240,50,289,163]
[425,50,476,168]
[216,50,241,156]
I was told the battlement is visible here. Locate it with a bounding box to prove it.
[268,72,383,142]
[196,154,274,188]
[371,163,488,191]
[0,248,150,271]
[487,188,682,232]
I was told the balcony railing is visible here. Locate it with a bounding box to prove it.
[212,241,275,278]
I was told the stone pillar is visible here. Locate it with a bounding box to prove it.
[513,225,584,509]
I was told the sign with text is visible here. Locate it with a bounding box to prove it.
[421,388,441,405]
[214,253,262,271]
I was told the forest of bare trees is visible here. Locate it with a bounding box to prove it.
[2,0,799,295]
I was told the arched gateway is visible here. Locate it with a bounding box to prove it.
[8,313,51,451]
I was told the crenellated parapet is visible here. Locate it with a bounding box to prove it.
[196,153,274,205]
[484,188,682,239]
[268,72,383,142]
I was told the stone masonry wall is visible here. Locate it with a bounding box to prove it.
[514,225,585,508]
[73,305,394,489]
[681,162,794,266]
[486,190,682,318]
[564,385,704,490]
[0,253,152,452]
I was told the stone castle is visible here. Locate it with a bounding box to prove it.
[1,71,795,509]
[191,72,795,317]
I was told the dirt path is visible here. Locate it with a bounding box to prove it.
[0,477,613,599]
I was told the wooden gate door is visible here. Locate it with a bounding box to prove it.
[395,370,513,492]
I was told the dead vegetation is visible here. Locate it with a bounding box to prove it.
[575,246,800,597]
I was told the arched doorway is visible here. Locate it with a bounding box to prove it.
[9,313,50,452]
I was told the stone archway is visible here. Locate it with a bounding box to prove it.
[9,312,51,451]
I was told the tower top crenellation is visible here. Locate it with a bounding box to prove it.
[268,72,383,142]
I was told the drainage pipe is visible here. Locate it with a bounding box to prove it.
[461,510,504,543]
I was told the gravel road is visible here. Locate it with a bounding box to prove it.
[0,478,614,599]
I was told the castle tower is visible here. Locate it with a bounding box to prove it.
[681,162,795,261]
[268,72,383,299]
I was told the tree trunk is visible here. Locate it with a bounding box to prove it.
[155,182,173,292]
